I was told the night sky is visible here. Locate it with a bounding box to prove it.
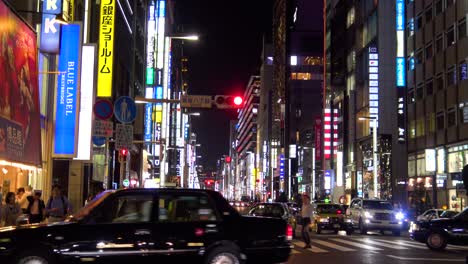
[175,0,274,170]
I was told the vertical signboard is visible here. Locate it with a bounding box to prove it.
[74,45,96,160]
[53,23,82,157]
[97,0,115,97]
[40,0,63,53]
[144,2,156,143]
[314,117,322,160]
[324,109,338,159]
[369,46,379,127]
[0,0,42,165]
[396,0,406,143]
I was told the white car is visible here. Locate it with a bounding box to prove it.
[347,198,404,236]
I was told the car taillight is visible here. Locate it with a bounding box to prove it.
[195,228,204,237]
[286,225,293,241]
[337,210,342,214]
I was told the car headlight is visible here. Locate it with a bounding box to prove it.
[364,211,373,218]
[319,218,329,223]
[395,212,404,220]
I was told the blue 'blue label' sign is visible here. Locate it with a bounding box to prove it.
[114,96,137,124]
[396,58,406,87]
[54,24,81,156]
[40,0,63,53]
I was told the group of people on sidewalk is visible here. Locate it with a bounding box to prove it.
[0,184,72,227]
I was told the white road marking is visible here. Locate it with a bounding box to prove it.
[291,249,301,254]
[306,246,329,253]
[374,239,427,249]
[330,238,383,251]
[447,245,468,250]
[349,237,409,250]
[292,240,329,253]
[312,239,356,252]
[386,255,465,262]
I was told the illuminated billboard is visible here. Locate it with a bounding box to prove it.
[0,0,42,165]
[396,0,406,143]
[369,46,379,127]
[97,0,116,97]
[53,23,82,157]
[74,45,96,160]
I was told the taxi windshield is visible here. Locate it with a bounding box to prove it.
[316,204,343,214]
[66,191,114,222]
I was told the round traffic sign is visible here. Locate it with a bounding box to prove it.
[123,179,130,187]
[114,96,137,124]
[92,136,106,146]
[94,99,114,120]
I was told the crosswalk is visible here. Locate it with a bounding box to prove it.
[290,236,468,255]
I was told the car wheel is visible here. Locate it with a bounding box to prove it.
[392,230,401,236]
[17,251,53,264]
[205,246,242,264]
[359,219,367,235]
[315,223,322,234]
[426,232,447,251]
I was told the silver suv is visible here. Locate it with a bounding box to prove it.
[347,198,404,236]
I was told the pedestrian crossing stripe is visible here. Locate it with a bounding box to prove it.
[329,238,383,251]
[312,239,355,252]
[348,237,408,250]
[291,237,468,254]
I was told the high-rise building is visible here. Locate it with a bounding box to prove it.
[235,76,261,200]
[325,0,407,204]
[406,0,468,212]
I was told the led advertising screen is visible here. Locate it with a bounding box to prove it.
[0,1,42,165]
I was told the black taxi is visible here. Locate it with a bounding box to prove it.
[410,208,468,250]
[0,188,291,264]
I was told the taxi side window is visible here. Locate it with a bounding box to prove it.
[158,194,219,223]
[95,194,153,224]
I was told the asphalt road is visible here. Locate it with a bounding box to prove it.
[287,230,468,264]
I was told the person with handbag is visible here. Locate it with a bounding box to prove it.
[1,192,21,227]
[45,185,72,223]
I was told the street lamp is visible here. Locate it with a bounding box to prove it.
[358,116,379,198]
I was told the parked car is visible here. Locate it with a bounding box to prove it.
[310,203,353,235]
[410,208,468,250]
[347,198,404,236]
[0,188,291,264]
[247,202,297,238]
[416,209,458,222]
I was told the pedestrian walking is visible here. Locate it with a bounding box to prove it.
[26,190,45,224]
[301,194,312,249]
[1,192,21,227]
[45,185,72,223]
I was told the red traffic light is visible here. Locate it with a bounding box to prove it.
[234,96,243,106]
[120,148,129,157]
[225,156,231,163]
[214,95,244,109]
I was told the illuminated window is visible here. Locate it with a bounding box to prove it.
[304,57,322,65]
[291,72,311,80]
[409,120,416,139]
[416,118,425,137]
[347,7,355,28]
[427,113,435,133]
